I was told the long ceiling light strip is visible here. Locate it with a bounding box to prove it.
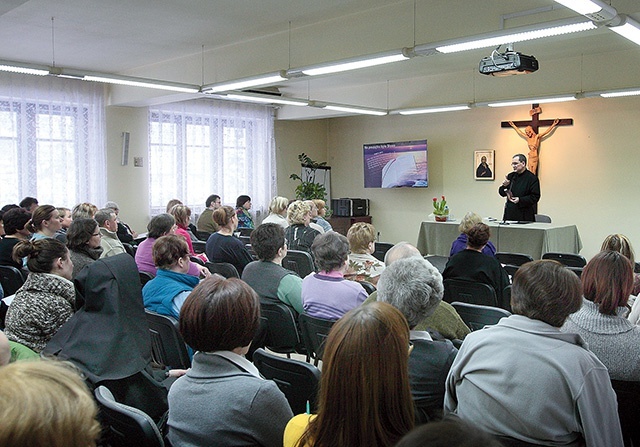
[202,72,287,93]
[396,104,470,115]
[434,20,596,54]
[83,74,199,93]
[486,95,577,108]
[323,105,387,116]
[599,88,640,98]
[0,60,49,76]
[225,93,308,106]
[299,51,410,77]
[553,0,617,22]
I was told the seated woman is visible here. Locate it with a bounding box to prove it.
[169,204,207,262]
[235,195,255,229]
[302,231,368,320]
[168,276,293,447]
[449,212,496,258]
[284,302,415,447]
[143,234,199,319]
[305,200,325,234]
[312,199,332,232]
[4,238,75,352]
[29,205,62,240]
[135,213,206,278]
[346,222,385,285]
[445,260,623,446]
[561,251,640,381]
[0,208,32,268]
[261,196,289,228]
[205,206,254,276]
[601,233,640,296]
[66,218,103,278]
[284,201,320,261]
[54,207,72,243]
[0,360,101,447]
[71,202,98,220]
[443,223,510,309]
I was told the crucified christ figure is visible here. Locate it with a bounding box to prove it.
[508,118,559,175]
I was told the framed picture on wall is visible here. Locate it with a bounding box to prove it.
[474,150,495,180]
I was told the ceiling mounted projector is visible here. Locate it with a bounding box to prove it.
[479,45,538,76]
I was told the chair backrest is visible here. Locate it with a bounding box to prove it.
[282,250,315,278]
[144,310,191,369]
[443,279,498,308]
[204,262,239,278]
[139,271,155,286]
[252,348,321,415]
[567,266,583,278]
[298,313,336,366]
[260,300,305,355]
[373,242,394,262]
[189,256,205,266]
[534,214,552,223]
[122,243,136,257]
[0,265,27,296]
[239,235,251,246]
[541,252,587,267]
[357,280,376,295]
[451,301,511,331]
[503,264,519,278]
[191,240,206,254]
[495,252,534,266]
[196,230,212,241]
[238,227,253,237]
[611,379,640,447]
[424,255,448,273]
[94,385,164,447]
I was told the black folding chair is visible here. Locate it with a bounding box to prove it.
[282,250,315,278]
[139,271,155,286]
[204,262,239,278]
[541,252,587,267]
[94,386,165,447]
[144,310,191,369]
[451,302,511,331]
[197,231,212,241]
[373,242,394,262]
[611,379,640,447]
[298,313,336,366]
[443,279,499,308]
[259,300,306,357]
[0,265,28,296]
[252,348,320,415]
[495,252,534,266]
[357,280,376,295]
[191,240,206,254]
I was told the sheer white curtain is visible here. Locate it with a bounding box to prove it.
[0,72,106,208]
[148,99,276,221]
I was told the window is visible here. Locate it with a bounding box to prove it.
[0,73,106,207]
[148,99,275,218]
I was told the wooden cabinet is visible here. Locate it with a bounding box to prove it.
[327,216,372,236]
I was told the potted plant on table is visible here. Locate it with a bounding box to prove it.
[290,153,328,200]
[433,196,449,222]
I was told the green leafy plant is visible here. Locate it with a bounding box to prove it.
[432,195,449,216]
[290,153,328,200]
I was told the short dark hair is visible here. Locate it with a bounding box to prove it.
[147,214,175,239]
[513,153,527,165]
[66,218,99,250]
[511,260,582,327]
[213,206,234,227]
[13,238,68,273]
[250,223,285,261]
[19,197,38,210]
[206,194,220,207]
[153,234,190,269]
[312,231,349,272]
[466,222,490,249]
[179,276,260,352]
[2,208,32,235]
[583,250,634,315]
[235,195,251,208]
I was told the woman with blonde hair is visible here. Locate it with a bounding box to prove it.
[284,301,415,447]
[0,360,101,447]
[262,196,290,228]
[312,199,332,232]
[449,212,496,258]
[346,222,384,285]
[601,233,640,296]
[285,201,320,259]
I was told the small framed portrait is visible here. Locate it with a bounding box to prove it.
[474,150,495,180]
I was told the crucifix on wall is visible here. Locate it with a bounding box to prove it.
[501,104,573,175]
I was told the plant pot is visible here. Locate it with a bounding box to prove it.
[434,215,448,222]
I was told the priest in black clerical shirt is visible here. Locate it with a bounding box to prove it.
[498,153,540,222]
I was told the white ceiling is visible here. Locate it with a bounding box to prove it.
[1,0,638,119]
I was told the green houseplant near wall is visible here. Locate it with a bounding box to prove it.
[290,153,328,201]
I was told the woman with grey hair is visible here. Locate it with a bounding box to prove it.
[301,231,367,320]
[377,257,458,423]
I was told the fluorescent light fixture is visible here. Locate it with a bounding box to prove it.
[323,105,387,116]
[202,71,287,93]
[434,20,595,53]
[396,104,470,115]
[83,74,199,93]
[298,50,410,76]
[599,88,640,98]
[554,0,618,22]
[609,15,640,46]
[225,93,308,106]
[486,95,577,107]
[0,60,49,76]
